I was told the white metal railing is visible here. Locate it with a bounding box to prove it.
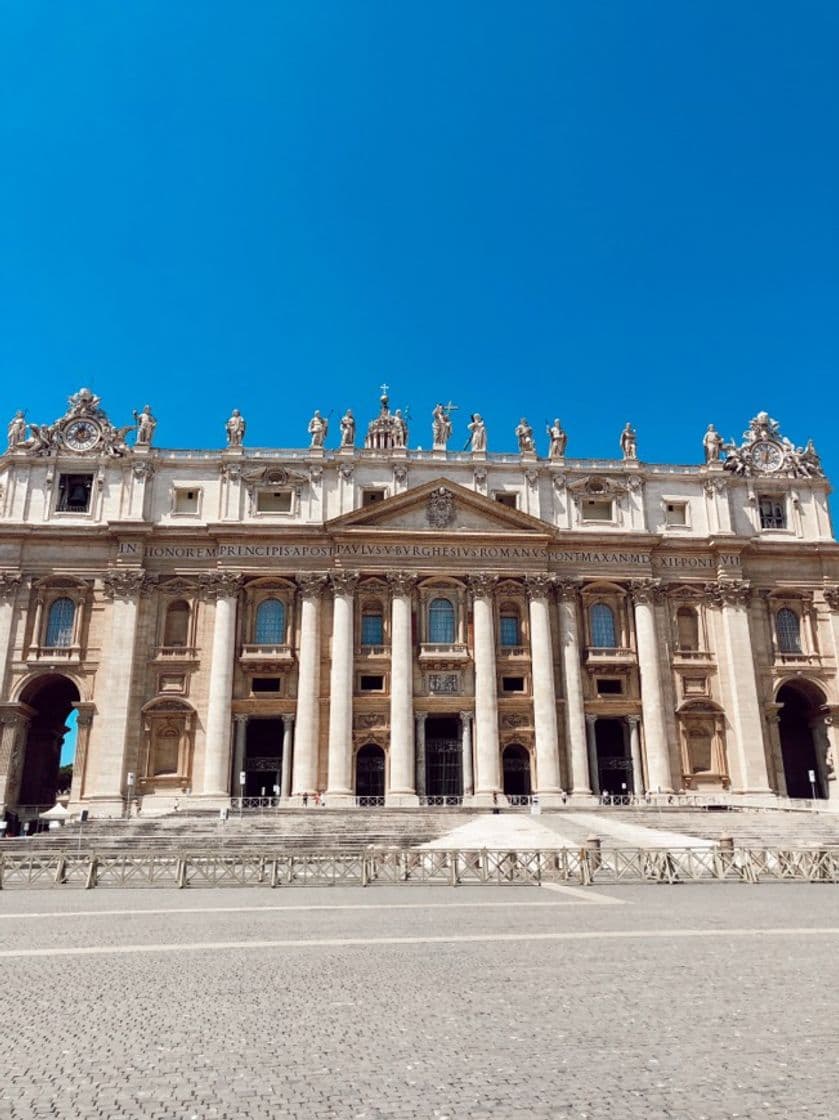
[419,795,464,807]
[596,792,836,813]
[354,796,385,808]
[506,794,535,806]
[230,796,282,810]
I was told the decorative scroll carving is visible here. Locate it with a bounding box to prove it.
[468,572,497,599]
[199,571,243,600]
[525,469,539,489]
[501,712,530,729]
[220,461,242,482]
[524,574,555,601]
[0,572,22,601]
[354,712,387,730]
[426,487,455,529]
[157,577,199,597]
[9,388,135,458]
[704,579,752,607]
[630,578,663,605]
[387,571,417,598]
[822,587,839,612]
[473,467,488,486]
[392,465,408,485]
[330,571,359,596]
[338,463,354,482]
[131,459,156,481]
[554,579,581,601]
[722,412,824,478]
[102,569,156,600]
[296,572,328,599]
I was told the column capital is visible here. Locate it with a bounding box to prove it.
[199,570,243,601]
[629,578,664,606]
[585,713,598,727]
[459,710,473,726]
[283,713,295,728]
[823,587,839,611]
[102,568,157,601]
[296,571,328,599]
[415,711,428,726]
[233,713,249,725]
[71,701,96,728]
[468,572,497,600]
[0,571,23,602]
[387,571,417,597]
[554,579,582,602]
[625,714,640,728]
[524,573,555,601]
[704,578,752,607]
[330,571,359,596]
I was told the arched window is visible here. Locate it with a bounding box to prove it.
[163,600,190,647]
[676,606,699,651]
[776,608,802,654]
[499,610,520,647]
[255,598,286,645]
[45,597,75,648]
[428,597,455,643]
[590,603,617,648]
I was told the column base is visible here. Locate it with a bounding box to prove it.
[73,796,126,818]
[533,791,570,809]
[385,792,419,807]
[323,791,356,808]
[471,791,508,808]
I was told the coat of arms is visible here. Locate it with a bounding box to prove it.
[426,486,455,529]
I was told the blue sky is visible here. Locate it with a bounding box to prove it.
[2,2,837,469]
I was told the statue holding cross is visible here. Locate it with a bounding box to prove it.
[432,401,458,450]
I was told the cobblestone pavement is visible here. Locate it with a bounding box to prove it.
[1,883,838,1120]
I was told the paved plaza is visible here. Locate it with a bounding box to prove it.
[1,884,838,1120]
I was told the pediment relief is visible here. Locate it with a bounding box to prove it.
[327,479,553,536]
[242,466,308,492]
[566,475,628,499]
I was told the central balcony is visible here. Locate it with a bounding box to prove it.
[240,643,294,664]
[585,646,636,666]
[419,642,469,664]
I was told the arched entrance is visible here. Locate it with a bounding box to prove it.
[595,717,634,796]
[777,681,828,799]
[15,674,81,823]
[502,744,532,797]
[355,743,385,801]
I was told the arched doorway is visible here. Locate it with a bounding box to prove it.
[14,674,81,826]
[502,744,532,797]
[777,681,828,799]
[355,743,385,802]
[595,717,634,796]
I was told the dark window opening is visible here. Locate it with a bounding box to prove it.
[502,676,525,693]
[494,493,517,508]
[57,474,93,513]
[362,490,386,507]
[759,497,786,530]
[360,674,385,691]
[596,678,623,695]
[252,678,281,693]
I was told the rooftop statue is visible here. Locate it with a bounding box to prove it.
[723,412,824,478]
[226,408,246,448]
[432,402,456,450]
[6,411,27,451]
[133,404,157,447]
[620,422,638,460]
[515,417,534,454]
[339,409,355,448]
[467,413,487,453]
[308,409,328,449]
[703,423,723,463]
[547,418,567,459]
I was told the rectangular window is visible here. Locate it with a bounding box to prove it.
[361,613,384,646]
[256,489,292,513]
[499,615,520,647]
[173,488,200,514]
[501,675,526,693]
[582,499,613,522]
[494,492,518,509]
[362,489,386,507]
[57,474,93,513]
[665,502,687,526]
[360,674,385,692]
[596,678,623,695]
[252,678,281,693]
[759,496,786,530]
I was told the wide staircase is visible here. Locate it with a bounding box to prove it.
[598,806,839,848]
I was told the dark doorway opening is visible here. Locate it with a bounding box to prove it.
[502,743,532,797]
[595,717,633,796]
[425,716,463,798]
[244,718,283,797]
[355,743,385,801]
[778,683,827,799]
[14,675,81,831]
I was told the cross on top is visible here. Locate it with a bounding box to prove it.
[380,382,390,396]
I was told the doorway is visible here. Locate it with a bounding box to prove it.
[244,718,283,798]
[502,744,532,797]
[777,682,827,799]
[425,716,463,799]
[595,717,634,796]
[355,743,386,801]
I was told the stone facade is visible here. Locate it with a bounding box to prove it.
[1,388,838,819]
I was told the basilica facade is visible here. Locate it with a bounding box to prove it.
[0,387,837,822]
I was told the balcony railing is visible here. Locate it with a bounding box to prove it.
[673,648,715,662]
[419,643,469,661]
[30,645,81,662]
[586,646,635,662]
[155,645,198,660]
[355,644,390,657]
[497,645,529,658]
[775,652,820,666]
[240,643,294,661]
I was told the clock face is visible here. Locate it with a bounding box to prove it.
[750,440,783,473]
[62,419,101,452]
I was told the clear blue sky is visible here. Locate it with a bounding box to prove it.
[2,3,837,468]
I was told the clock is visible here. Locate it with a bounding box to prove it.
[62,419,102,453]
[750,440,783,473]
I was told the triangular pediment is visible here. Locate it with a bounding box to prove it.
[326,478,554,536]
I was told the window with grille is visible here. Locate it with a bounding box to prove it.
[361,612,384,646]
[776,608,802,653]
[45,598,75,647]
[499,614,520,647]
[428,598,455,643]
[759,497,786,530]
[590,603,618,648]
[254,599,286,644]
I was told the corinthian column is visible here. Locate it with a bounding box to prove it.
[470,573,500,803]
[525,575,563,804]
[709,579,771,792]
[0,705,32,813]
[556,581,592,795]
[201,571,242,799]
[85,570,151,809]
[630,580,673,793]
[326,571,358,804]
[387,572,418,805]
[292,573,327,800]
[0,573,22,697]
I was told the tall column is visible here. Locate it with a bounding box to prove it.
[470,573,500,803]
[0,704,32,813]
[0,573,22,697]
[626,715,644,795]
[415,712,427,800]
[292,573,326,799]
[460,711,474,798]
[585,714,599,795]
[326,572,358,805]
[85,570,148,808]
[525,575,563,803]
[712,580,771,792]
[68,702,95,804]
[281,714,294,800]
[556,582,592,795]
[232,714,248,799]
[387,572,418,805]
[630,580,673,793]
[201,572,242,800]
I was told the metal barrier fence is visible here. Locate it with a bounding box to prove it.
[1,846,838,889]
